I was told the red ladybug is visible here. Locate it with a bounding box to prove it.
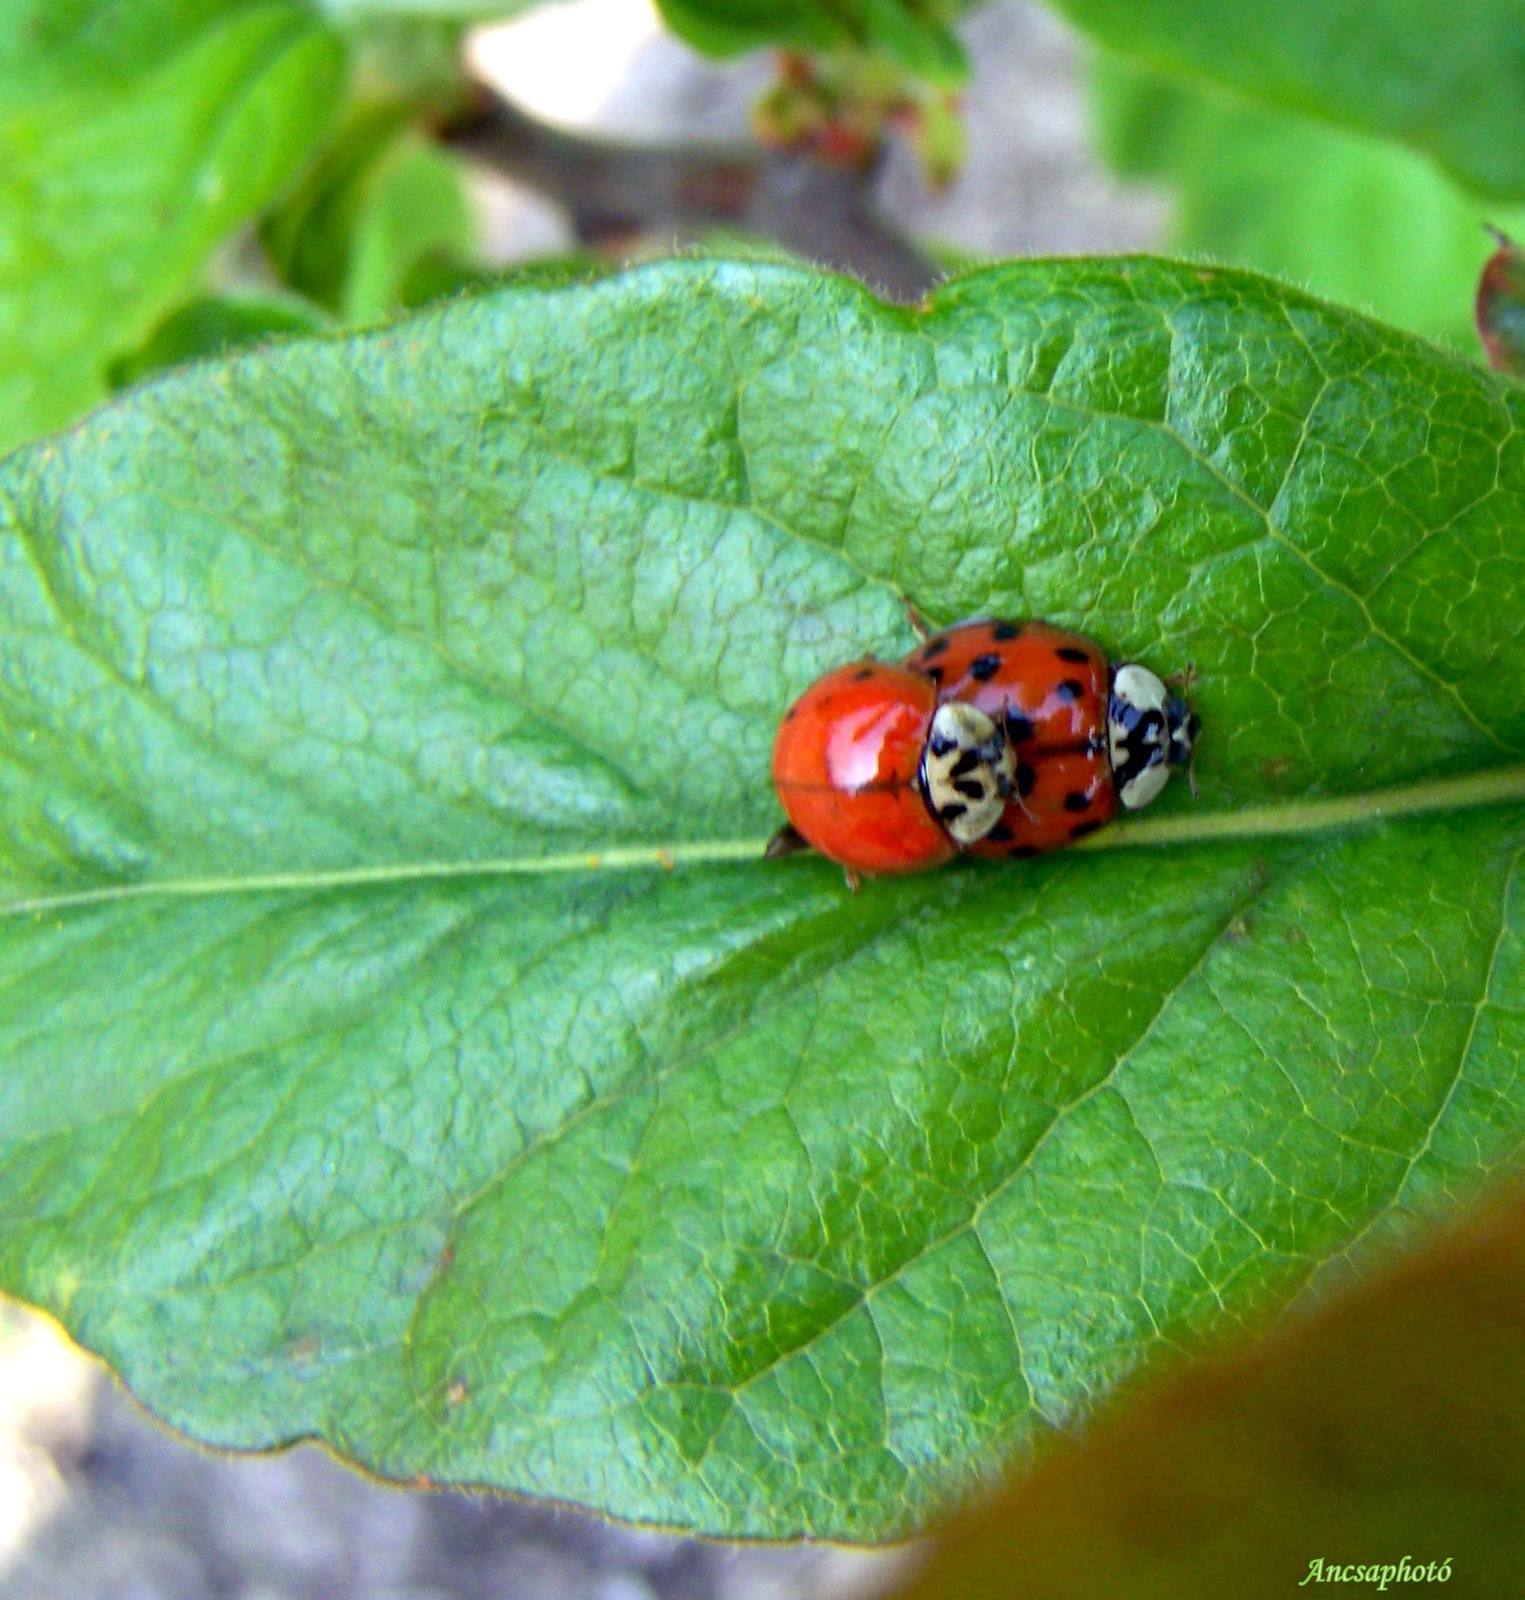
[770,617,1198,880]
[769,660,957,877]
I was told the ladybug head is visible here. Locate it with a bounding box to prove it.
[1167,697,1201,769]
[1108,663,1198,810]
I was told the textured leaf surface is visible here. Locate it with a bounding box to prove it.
[1093,57,1525,352]
[0,1,343,453]
[5,259,1525,1540]
[1048,0,1525,201]
[905,1185,1525,1597]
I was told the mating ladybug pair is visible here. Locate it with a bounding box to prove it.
[770,616,1199,881]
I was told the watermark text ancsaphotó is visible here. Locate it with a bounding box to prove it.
[1301,1559,1451,1587]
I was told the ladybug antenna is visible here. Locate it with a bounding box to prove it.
[1165,661,1197,695]
[902,596,937,642]
[1009,786,1038,824]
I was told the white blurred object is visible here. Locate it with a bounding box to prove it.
[462,162,577,264]
[0,1305,97,1568]
[467,0,766,144]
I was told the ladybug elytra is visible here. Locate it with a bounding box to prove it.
[770,617,1199,881]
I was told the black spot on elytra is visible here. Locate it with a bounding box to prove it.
[939,801,968,824]
[954,778,988,800]
[1056,679,1085,704]
[1070,820,1103,839]
[920,635,949,659]
[992,620,1022,640]
[1015,763,1036,797]
[949,750,981,779]
[928,731,958,758]
[970,653,1002,681]
[853,666,875,680]
[1056,646,1089,664]
[1010,845,1039,858]
[1063,791,1091,813]
[986,822,1013,841]
[1005,712,1035,743]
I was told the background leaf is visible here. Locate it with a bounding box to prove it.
[4,259,1525,1540]
[653,0,971,82]
[903,1182,1525,1597]
[316,0,542,18]
[0,0,277,104]
[1093,56,1525,351]
[0,1,344,453]
[106,293,332,391]
[1046,0,1525,201]
[263,105,480,324]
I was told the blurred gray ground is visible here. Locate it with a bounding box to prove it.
[0,5,1161,1595]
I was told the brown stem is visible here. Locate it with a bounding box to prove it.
[439,91,941,302]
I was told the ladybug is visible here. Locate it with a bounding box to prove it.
[770,616,1198,881]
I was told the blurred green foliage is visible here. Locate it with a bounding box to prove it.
[106,293,331,389]
[1050,0,1525,202]
[262,102,479,322]
[0,2,343,453]
[655,0,971,83]
[1093,56,1525,351]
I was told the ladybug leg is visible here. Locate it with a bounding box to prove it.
[902,596,938,641]
[843,867,862,893]
[764,822,811,860]
[1188,750,1200,800]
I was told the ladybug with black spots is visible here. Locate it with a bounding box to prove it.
[770,615,1199,882]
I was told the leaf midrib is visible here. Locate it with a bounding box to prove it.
[4,764,1525,919]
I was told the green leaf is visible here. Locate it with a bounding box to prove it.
[654,0,970,82]
[341,137,478,323]
[261,99,416,310]
[0,0,268,104]
[903,1185,1525,1596]
[317,0,541,18]
[106,293,331,391]
[1092,56,1525,352]
[4,259,1525,1540]
[0,2,344,454]
[261,107,479,323]
[1047,0,1525,202]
